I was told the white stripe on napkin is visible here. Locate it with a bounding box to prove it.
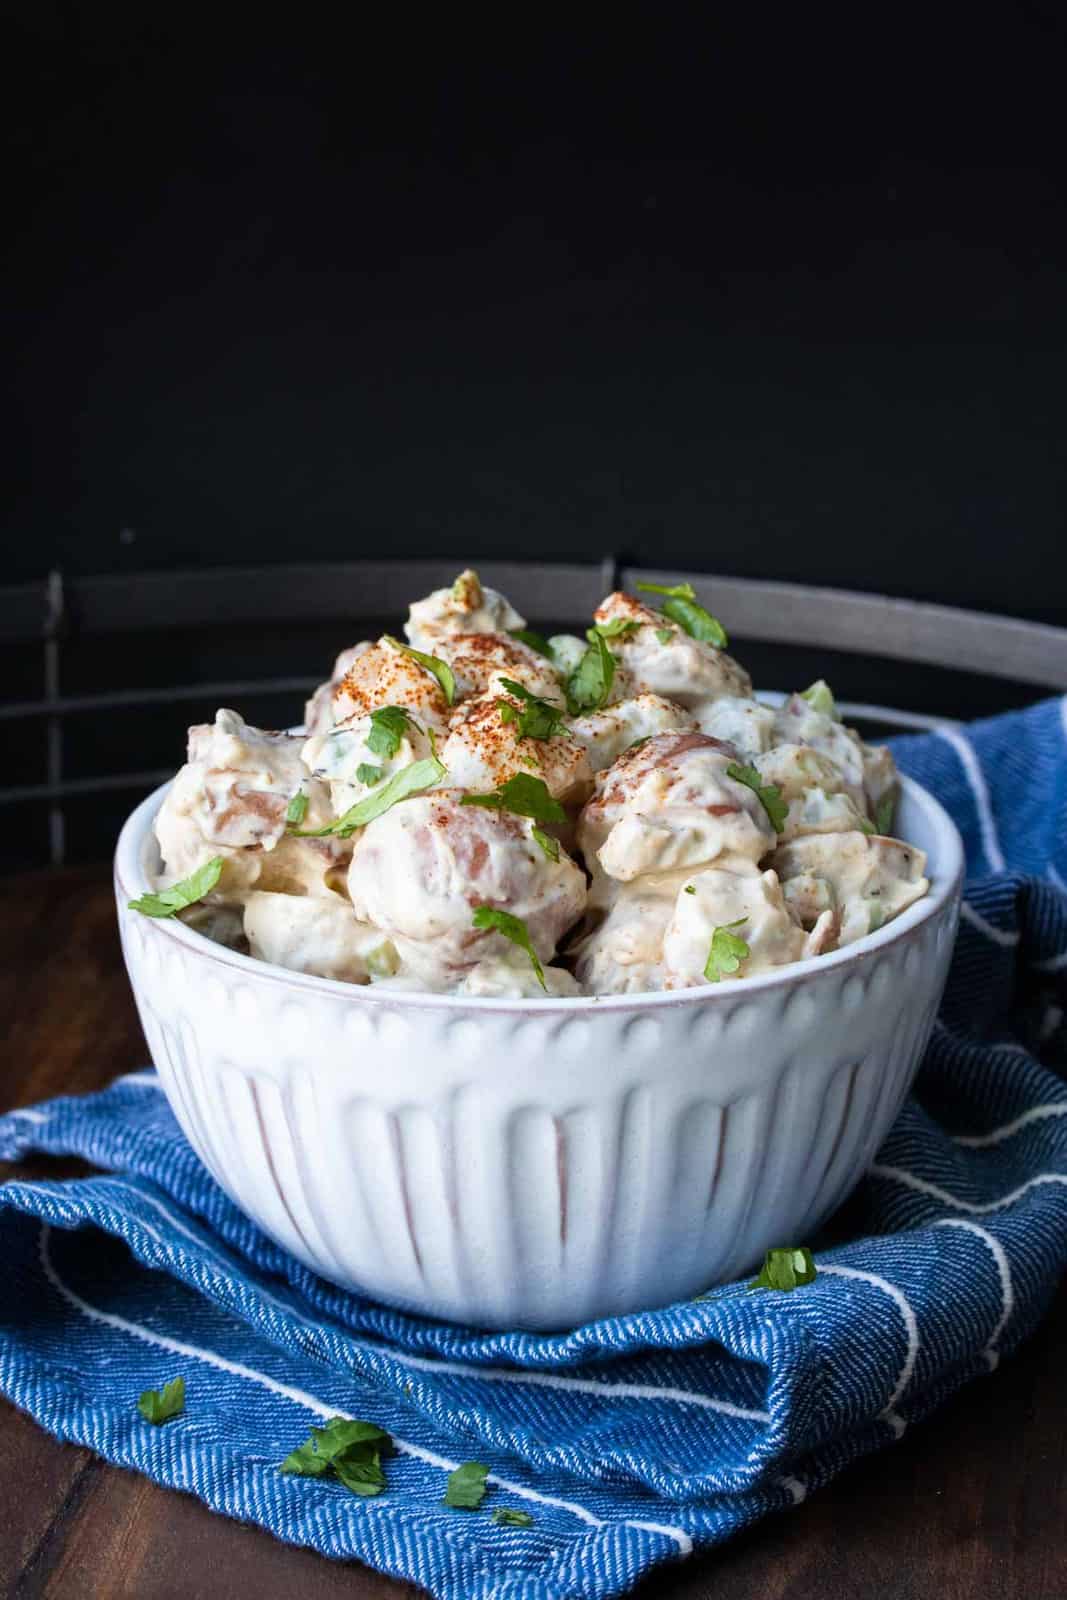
[933,1218,1013,1370]
[934,727,1005,873]
[95,1179,767,1425]
[952,1103,1067,1148]
[870,1164,1067,1213]
[37,1224,693,1552]
[958,902,1019,947]
[818,1264,919,1437]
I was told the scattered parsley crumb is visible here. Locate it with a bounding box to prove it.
[443,1461,489,1509]
[138,1376,185,1424]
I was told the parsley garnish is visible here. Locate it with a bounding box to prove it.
[635,580,697,599]
[564,631,615,715]
[509,627,553,659]
[704,919,750,982]
[443,1460,490,1509]
[356,763,384,786]
[684,883,696,894]
[461,772,566,824]
[492,1507,534,1527]
[333,1450,388,1496]
[281,1417,392,1497]
[138,1376,185,1424]
[656,628,674,646]
[635,581,728,648]
[799,679,837,719]
[128,858,223,919]
[285,790,309,826]
[471,907,546,989]
[531,825,560,861]
[384,636,456,706]
[587,618,640,641]
[874,790,896,836]
[726,761,788,833]
[367,705,414,761]
[496,678,569,742]
[291,756,445,837]
[748,1246,817,1292]
[662,596,727,646]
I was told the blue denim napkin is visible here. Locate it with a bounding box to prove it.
[1,697,1065,1600]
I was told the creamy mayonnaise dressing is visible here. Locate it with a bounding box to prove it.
[156,709,348,899]
[592,592,752,705]
[346,789,586,984]
[439,692,592,801]
[405,569,526,652]
[151,570,926,993]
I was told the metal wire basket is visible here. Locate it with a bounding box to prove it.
[3,560,1065,869]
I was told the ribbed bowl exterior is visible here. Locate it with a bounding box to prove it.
[115,778,962,1329]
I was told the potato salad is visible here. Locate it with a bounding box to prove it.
[136,571,928,996]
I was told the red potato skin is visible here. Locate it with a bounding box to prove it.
[348,791,586,975]
[586,731,740,819]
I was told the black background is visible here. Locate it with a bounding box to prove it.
[4,8,1067,867]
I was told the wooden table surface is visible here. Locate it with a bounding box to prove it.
[1,864,1065,1600]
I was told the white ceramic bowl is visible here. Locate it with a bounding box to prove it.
[115,774,962,1330]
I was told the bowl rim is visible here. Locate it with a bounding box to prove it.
[115,770,964,1015]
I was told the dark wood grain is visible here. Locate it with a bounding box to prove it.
[1,865,1064,1599]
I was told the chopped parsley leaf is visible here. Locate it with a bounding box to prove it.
[748,1246,817,1292]
[278,1440,331,1478]
[655,628,675,646]
[333,1451,388,1496]
[661,594,728,648]
[704,919,750,982]
[285,790,309,826]
[564,631,615,716]
[471,907,546,990]
[635,581,728,648]
[531,825,560,862]
[128,857,223,919]
[726,761,789,833]
[291,756,445,837]
[635,580,697,600]
[496,678,569,741]
[367,705,414,761]
[492,1507,534,1527]
[684,884,696,894]
[311,1418,392,1457]
[443,1460,490,1509]
[356,763,385,786]
[587,617,640,640]
[461,773,567,825]
[384,636,455,706]
[138,1376,185,1425]
[281,1417,392,1497]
